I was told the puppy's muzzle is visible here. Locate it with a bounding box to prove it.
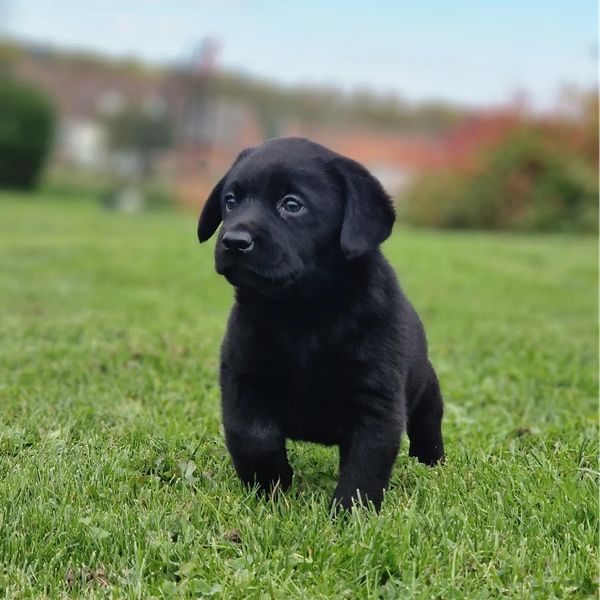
[222,230,254,253]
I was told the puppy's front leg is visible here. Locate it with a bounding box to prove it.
[332,418,401,512]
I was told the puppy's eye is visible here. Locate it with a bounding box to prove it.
[224,194,237,211]
[280,195,304,214]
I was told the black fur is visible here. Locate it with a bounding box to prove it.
[198,137,444,511]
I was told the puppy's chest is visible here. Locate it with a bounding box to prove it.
[275,325,350,379]
[276,333,359,444]
[241,317,371,443]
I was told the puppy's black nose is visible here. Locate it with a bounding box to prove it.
[222,230,254,253]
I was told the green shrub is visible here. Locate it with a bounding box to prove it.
[399,127,598,232]
[0,78,55,189]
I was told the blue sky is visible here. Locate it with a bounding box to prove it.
[2,0,597,108]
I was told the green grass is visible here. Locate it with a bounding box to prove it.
[0,191,597,599]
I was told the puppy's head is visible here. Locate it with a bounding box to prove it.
[198,137,395,293]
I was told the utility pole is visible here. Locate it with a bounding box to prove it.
[173,37,221,205]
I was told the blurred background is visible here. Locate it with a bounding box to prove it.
[0,0,597,230]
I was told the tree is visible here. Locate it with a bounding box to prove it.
[0,77,55,189]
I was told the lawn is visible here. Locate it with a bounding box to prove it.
[0,192,597,599]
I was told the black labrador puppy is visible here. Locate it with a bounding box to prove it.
[198,137,444,511]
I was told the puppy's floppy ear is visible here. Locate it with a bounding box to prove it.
[197,176,225,243]
[197,147,254,243]
[333,156,396,259]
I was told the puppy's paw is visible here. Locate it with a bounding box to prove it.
[268,464,293,494]
[330,487,382,514]
[247,463,294,497]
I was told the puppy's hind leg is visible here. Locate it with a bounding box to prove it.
[332,416,402,512]
[221,365,293,495]
[407,367,445,466]
[225,426,293,494]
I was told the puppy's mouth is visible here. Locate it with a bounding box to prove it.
[219,264,301,290]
